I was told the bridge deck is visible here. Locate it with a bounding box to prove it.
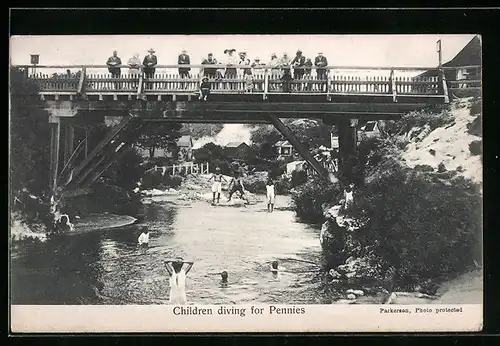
[16,64,448,102]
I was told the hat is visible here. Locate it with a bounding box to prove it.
[224,48,236,54]
[148,48,155,53]
[254,57,260,60]
[239,51,247,55]
[202,76,209,81]
[271,53,277,58]
[296,50,302,54]
[318,51,323,54]
[208,52,213,56]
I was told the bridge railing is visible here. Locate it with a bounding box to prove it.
[16,64,457,99]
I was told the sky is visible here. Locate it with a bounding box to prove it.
[10,34,476,76]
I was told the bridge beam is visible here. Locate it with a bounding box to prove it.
[266,114,331,181]
[337,118,358,184]
[49,116,61,191]
[63,124,75,165]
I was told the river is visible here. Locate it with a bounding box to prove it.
[10,195,330,305]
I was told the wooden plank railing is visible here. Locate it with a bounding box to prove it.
[16,64,469,99]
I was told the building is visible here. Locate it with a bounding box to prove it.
[177,135,194,161]
[274,140,294,157]
[416,35,481,89]
[358,121,381,140]
[224,142,253,160]
[138,135,194,161]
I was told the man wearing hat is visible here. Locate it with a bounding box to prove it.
[106,50,122,90]
[143,48,158,79]
[291,50,306,90]
[251,57,265,90]
[178,50,191,89]
[314,52,329,91]
[202,53,218,79]
[223,48,238,89]
[239,51,251,75]
[268,53,280,90]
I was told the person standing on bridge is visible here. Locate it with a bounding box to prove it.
[279,52,293,92]
[202,53,218,79]
[268,53,280,90]
[291,50,306,90]
[106,50,122,90]
[127,53,142,89]
[304,58,313,91]
[314,52,329,91]
[143,48,158,89]
[223,48,238,90]
[178,50,191,89]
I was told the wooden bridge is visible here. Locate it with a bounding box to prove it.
[12,63,459,194]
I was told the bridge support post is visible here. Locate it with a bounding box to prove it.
[49,116,61,191]
[63,124,75,165]
[337,118,358,184]
[267,114,332,181]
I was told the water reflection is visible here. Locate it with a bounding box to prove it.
[11,196,326,305]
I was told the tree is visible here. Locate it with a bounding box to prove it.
[135,122,182,160]
[180,123,224,140]
[10,68,52,198]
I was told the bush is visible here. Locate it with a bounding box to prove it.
[291,170,307,188]
[387,107,454,136]
[469,140,482,156]
[291,177,342,223]
[348,164,482,288]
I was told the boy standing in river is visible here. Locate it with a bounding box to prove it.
[266,177,276,213]
[208,167,228,204]
[227,172,248,203]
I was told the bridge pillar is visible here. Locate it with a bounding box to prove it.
[337,118,358,184]
[63,124,75,165]
[49,116,61,191]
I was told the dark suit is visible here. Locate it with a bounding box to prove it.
[291,55,306,79]
[143,55,158,78]
[178,54,191,78]
[314,55,328,80]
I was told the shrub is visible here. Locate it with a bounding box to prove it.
[437,162,447,172]
[291,169,308,188]
[291,177,342,223]
[469,140,482,156]
[348,164,482,288]
[387,107,454,136]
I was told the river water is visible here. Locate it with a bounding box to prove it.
[11,195,330,305]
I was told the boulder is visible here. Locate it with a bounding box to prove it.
[346,293,356,300]
[346,289,365,296]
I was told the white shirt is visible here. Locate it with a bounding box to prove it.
[225,54,239,66]
[169,269,187,305]
[266,184,275,196]
[138,232,149,245]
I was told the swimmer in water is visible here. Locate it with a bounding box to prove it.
[138,227,150,246]
[220,271,229,288]
[271,260,279,273]
[208,167,228,204]
[165,257,194,305]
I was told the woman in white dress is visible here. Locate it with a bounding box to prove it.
[165,257,194,305]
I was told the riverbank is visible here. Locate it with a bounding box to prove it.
[293,97,483,304]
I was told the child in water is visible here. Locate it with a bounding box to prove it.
[138,227,150,246]
[165,257,194,305]
[208,167,227,204]
[266,177,276,213]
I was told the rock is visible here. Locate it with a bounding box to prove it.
[329,269,342,279]
[438,162,447,173]
[336,299,356,304]
[428,149,436,156]
[346,289,365,296]
[347,294,356,300]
